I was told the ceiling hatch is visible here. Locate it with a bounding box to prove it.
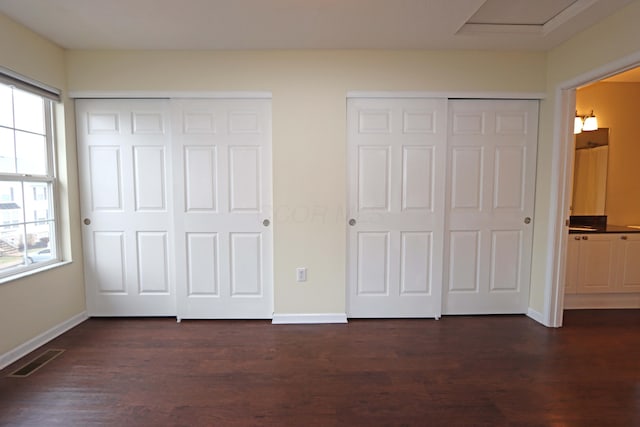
[458,0,598,35]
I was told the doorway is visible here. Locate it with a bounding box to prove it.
[548,58,640,327]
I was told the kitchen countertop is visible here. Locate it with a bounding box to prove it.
[568,224,640,234]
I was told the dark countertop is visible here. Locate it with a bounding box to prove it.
[568,224,640,234]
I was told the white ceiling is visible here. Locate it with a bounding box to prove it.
[0,0,633,51]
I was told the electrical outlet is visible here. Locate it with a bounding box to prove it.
[296,267,307,282]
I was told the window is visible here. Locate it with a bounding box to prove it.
[0,79,58,277]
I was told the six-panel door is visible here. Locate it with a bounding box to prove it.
[76,99,176,316]
[172,99,273,319]
[347,98,447,318]
[444,100,538,314]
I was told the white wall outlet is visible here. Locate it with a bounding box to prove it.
[296,267,307,282]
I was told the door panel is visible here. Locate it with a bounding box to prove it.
[489,230,522,291]
[347,98,446,318]
[450,147,483,210]
[444,99,538,314]
[77,99,175,316]
[133,146,166,211]
[184,146,218,211]
[402,146,434,211]
[357,232,390,296]
[448,231,480,292]
[88,146,122,211]
[400,232,432,295]
[230,233,263,296]
[93,231,126,294]
[493,146,525,210]
[173,99,272,319]
[136,231,169,294]
[186,232,219,296]
[229,146,261,212]
[358,146,390,211]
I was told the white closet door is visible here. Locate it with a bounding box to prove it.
[76,99,175,316]
[347,98,447,318]
[173,99,273,319]
[444,99,538,314]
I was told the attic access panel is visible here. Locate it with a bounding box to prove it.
[467,0,578,25]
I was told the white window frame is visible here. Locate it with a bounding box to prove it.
[0,68,62,280]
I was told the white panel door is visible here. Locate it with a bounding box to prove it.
[76,99,175,316]
[444,99,538,314]
[173,99,272,319]
[347,98,446,318]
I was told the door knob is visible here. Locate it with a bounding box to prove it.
[621,235,628,240]
[524,217,531,224]
[83,218,91,225]
[582,236,588,240]
[574,236,580,240]
[348,218,356,226]
[262,219,270,227]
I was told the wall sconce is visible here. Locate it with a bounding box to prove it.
[574,111,583,134]
[574,110,598,134]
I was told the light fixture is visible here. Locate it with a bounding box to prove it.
[574,111,583,134]
[582,111,598,131]
[573,110,598,134]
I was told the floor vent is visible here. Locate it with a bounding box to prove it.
[8,349,65,378]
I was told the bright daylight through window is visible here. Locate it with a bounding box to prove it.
[0,81,57,278]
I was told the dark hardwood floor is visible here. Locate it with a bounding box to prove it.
[1,310,639,426]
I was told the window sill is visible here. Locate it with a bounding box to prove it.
[0,260,73,285]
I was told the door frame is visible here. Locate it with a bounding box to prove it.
[545,50,640,327]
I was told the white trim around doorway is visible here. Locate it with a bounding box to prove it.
[545,49,640,327]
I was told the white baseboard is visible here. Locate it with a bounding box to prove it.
[272,313,348,324]
[0,311,88,371]
[527,307,546,325]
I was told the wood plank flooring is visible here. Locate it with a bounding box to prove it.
[1,310,639,426]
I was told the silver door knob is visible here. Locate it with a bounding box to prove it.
[524,217,531,224]
[262,219,270,227]
[348,218,356,226]
[83,218,91,225]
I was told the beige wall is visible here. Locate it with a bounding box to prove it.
[66,50,547,315]
[576,82,640,225]
[2,0,640,351]
[0,14,85,355]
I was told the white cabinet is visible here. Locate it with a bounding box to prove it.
[576,234,617,293]
[566,233,640,294]
[616,234,640,292]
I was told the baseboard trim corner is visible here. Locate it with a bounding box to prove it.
[272,313,348,325]
[526,307,546,326]
[0,311,88,371]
